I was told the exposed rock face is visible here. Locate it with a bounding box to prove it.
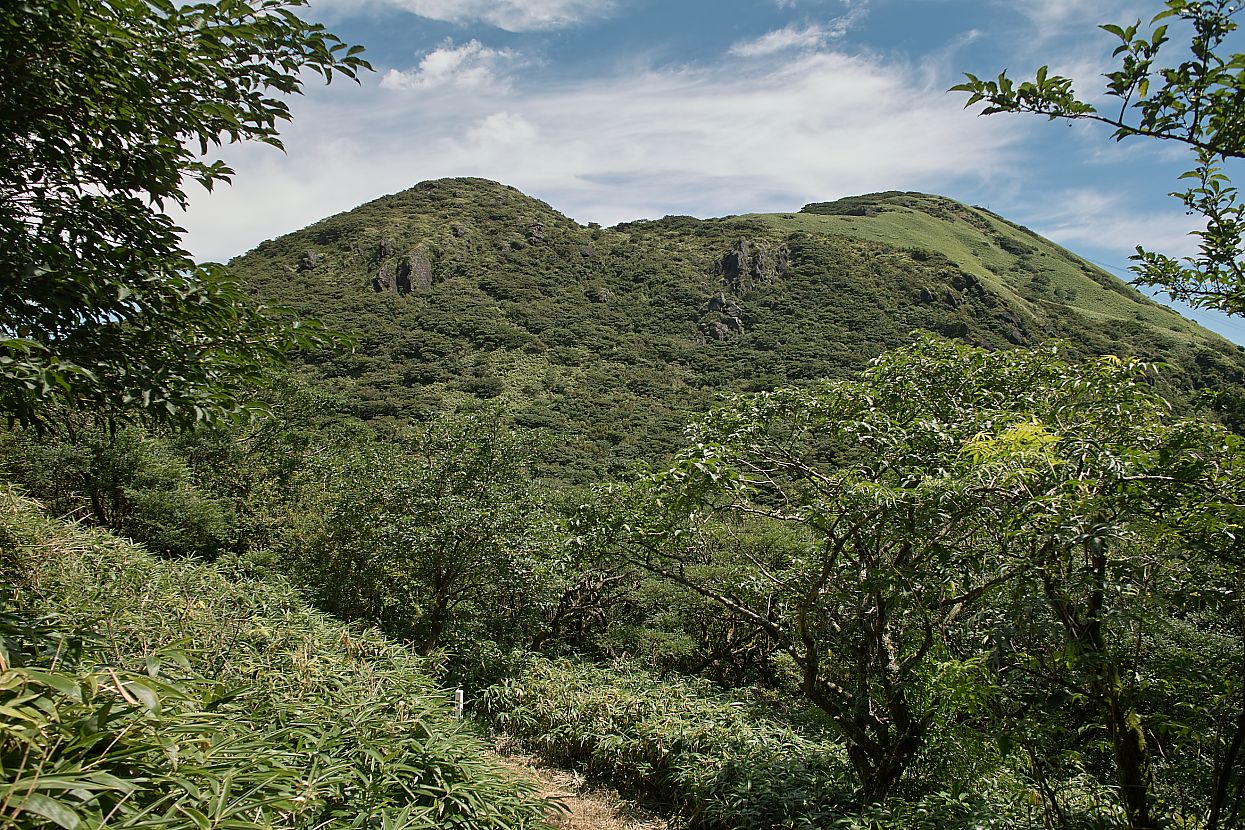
[372,264,394,293]
[451,224,468,238]
[526,223,545,244]
[585,285,612,304]
[918,287,936,304]
[696,240,786,343]
[951,271,982,293]
[705,291,743,318]
[715,240,790,295]
[376,238,396,261]
[297,250,319,272]
[397,249,434,293]
[996,309,1028,344]
[579,245,596,258]
[698,292,747,341]
[701,319,742,341]
[371,243,434,294]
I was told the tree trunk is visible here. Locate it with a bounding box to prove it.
[1099,666,1158,830]
[420,594,450,655]
[848,721,924,803]
[1048,538,1159,830]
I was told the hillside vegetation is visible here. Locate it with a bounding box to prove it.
[228,178,1245,481]
[5,183,1244,830]
[0,490,550,829]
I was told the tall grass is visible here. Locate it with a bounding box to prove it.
[480,657,856,829]
[0,491,550,829]
[480,658,1042,830]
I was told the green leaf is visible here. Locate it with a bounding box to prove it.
[13,793,81,830]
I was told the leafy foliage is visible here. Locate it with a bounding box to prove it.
[586,337,1245,823]
[0,0,368,428]
[278,411,547,654]
[953,0,1245,315]
[0,490,551,829]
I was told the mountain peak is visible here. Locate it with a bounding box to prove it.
[229,181,1244,479]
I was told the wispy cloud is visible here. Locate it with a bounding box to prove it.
[180,49,1021,261]
[1030,188,1202,258]
[730,24,834,58]
[737,0,868,55]
[315,0,616,31]
[1002,0,1137,41]
[380,40,521,91]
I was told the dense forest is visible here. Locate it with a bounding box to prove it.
[3,0,1245,828]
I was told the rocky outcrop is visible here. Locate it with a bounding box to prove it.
[996,309,1028,345]
[695,240,786,343]
[697,292,747,341]
[715,240,790,295]
[701,319,742,341]
[297,250,320,273]
[705,291,743,318]
[372,245,434,294]
[372,263,394,293]
[950,271,982,294]
[397,249,434,293]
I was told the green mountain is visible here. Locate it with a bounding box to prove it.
[230,177,1245,481]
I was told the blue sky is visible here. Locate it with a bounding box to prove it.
[179,0,1245,343]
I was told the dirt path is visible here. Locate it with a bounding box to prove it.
[491,744,671,830]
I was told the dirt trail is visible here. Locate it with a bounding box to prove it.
[491,745,670,830]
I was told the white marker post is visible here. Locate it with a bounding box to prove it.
[454,686,464,720]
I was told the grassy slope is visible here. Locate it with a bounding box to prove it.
[764,191,1202,339]
[0,490,550,829]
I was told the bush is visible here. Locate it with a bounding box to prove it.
[480,657,855,829]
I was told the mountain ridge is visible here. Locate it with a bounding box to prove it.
[228,177,1245,481]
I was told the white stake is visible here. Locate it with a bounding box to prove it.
[454,686,464,719]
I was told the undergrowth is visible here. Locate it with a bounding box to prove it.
[480,658,1041,830]
[0,490,550,830]
[480,657,856,829]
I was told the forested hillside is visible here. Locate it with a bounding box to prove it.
[6,178,1245,829]
[228,178,1245,480]
[7,0,1245,826]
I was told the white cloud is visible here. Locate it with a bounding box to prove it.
[736,0,868,55]
[466,112,539,148]
[314,0,616,31]
[380,40,518,91]
[178,48,1023,262]
[1005,0,1137,39]
[730,24,832,58]
[1031,189,1202,259]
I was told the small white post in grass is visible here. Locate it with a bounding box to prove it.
[454,686,464,720]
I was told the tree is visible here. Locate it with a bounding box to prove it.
[587,339,1036,801]
[0,0,369,429]
[953,0,1245,315]
[591,337,1245,818]
[288,412,543,655]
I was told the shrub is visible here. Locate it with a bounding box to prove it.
[480,657,855,829]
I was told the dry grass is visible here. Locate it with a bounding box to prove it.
[491,741,670,830]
